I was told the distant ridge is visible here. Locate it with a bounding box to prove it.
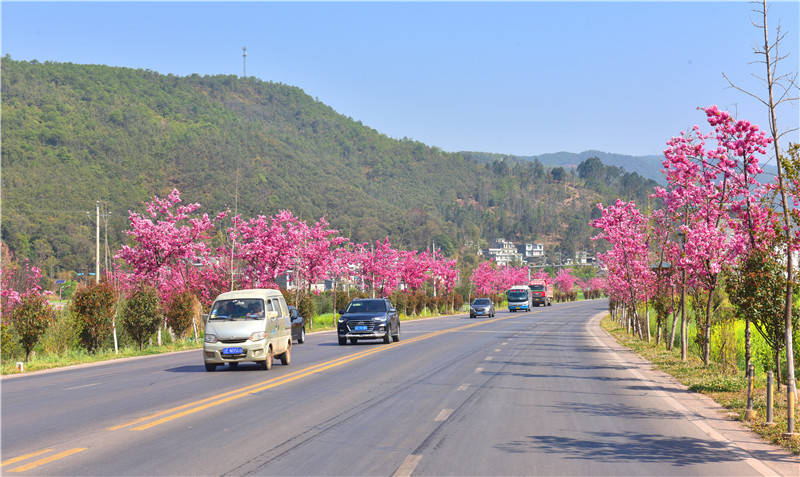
[462,150,666,184]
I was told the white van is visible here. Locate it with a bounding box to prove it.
[203,289,292,371]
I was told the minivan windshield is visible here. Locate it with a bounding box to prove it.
[209,299,265,320]
[346,300,387,313]
[507,291,528,300]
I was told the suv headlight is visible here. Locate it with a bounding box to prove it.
[204,334,217,344]
[250,331,266,341]
[373,316,387,322]
[338,317,346,323]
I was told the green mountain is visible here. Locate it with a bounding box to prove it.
[1,57,656,274]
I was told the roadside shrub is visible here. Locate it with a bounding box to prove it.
[166,290,196,339]
[279,288,295,307]
[1,323,21,361]
[452,293,464,311]
[72,282,117,353]
[120,286,163,350]
[297,293,316,324]
[10,294,55,361]
[41,310,81,355]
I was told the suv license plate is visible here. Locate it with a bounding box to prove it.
[223,347,243,355]
[354,325,368,331]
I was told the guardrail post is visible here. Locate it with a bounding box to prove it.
[766,371,774,426]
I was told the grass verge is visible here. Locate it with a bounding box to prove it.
[601,314,800,455]
[1,340,202,375]
[2,308,466,376]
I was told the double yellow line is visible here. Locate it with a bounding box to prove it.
[110,312,523,432]
[1,448,87,473]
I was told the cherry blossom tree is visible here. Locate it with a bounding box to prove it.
[116,189,226,302]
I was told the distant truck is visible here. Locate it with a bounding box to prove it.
[529,280,553,307]
[506,285,532,312]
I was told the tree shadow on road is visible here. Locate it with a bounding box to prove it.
[545,401,687,420]
[495,431,750,466]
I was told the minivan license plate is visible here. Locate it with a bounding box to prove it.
[354,325,368,331]
[223,347,243,355]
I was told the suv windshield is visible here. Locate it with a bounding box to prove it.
[346,300,387,313]
[473,299,491,306]
[209,299,265,320]
[508,291,528,300]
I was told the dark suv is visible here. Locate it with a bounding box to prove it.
[337,298,400,345]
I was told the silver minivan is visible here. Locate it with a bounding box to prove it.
[203,289,292,371]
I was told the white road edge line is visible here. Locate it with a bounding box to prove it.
[435,409,454,422]
[64,383,100,390]
[393,454,422,477]
[587,312,780,477]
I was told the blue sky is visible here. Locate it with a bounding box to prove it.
[2,2,798,158]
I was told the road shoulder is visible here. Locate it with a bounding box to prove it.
[588,312,799,476]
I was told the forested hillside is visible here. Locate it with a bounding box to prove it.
[1,57,657,274]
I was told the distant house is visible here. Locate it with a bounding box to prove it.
[518,243,544,259]
[486,238,523,266]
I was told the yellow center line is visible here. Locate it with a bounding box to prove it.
[7,448,87,473]
[1,449,54,467]
[127,312,523,431]
[108,345,389,431]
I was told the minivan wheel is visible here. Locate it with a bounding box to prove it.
[205,363,216,372]
[298,328,305,344]
[280,343,291,365]
[338,336,347,345]
[262,347,273,370]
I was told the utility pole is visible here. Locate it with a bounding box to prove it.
[96,201,100,284]
[242,46,247,78]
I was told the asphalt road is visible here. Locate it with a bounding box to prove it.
[2,300,797,476]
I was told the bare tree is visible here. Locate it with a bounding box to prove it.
[723,0,799,434]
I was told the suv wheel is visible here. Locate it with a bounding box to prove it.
[392,324,400,342]
[350,338,358,345]
[205,363,216,372]
[298,328,305,344]
[228,362,238,369]
[338,336,347,345]
[383,328,391,344]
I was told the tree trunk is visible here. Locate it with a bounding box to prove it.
[645,300,652,343]
[704,286,714,366]
[681,270,688,361]
[759,0,796,432]
[776,348,782,389]
[745,317,752,379]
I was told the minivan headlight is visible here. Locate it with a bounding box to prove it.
[204,334,217,344]
[250,331,266,341]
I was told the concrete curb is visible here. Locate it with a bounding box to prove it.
[1,311,469,380]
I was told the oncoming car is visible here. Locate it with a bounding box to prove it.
[470,298,495,318]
